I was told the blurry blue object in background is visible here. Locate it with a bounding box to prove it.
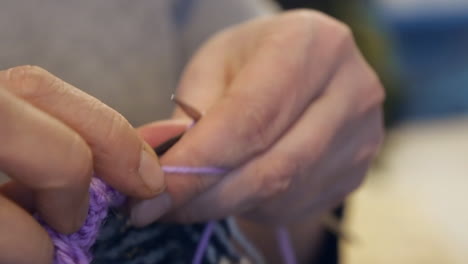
[375,0,468,121]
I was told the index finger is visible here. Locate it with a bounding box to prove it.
[0,66,165,200]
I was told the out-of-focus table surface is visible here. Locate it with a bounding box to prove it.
[342,117,468,264]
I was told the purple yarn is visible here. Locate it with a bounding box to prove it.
[40,166,296,264]
[192,221,216,264]
[276,226,298,264]
[43,178,125,264]
[162,166,226,174]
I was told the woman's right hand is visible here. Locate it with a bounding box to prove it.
[0,66,166,264]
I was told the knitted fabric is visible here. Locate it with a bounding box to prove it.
[41,178,125,264]
[40,166,230,264]
[91,214,238,264]
[39,169,296,264]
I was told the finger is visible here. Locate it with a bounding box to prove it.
[137,119,193,148]
[0,195,53,264]
[0,88,92,232]
[0,66,164,199]
[0,181,34,212]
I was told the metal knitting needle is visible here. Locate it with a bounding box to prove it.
[154,95,202,156]
[170,94,202,121]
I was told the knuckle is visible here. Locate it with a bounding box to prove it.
[327,174,364,208]
[3,65,64,99]
[189,175,212,199]
[367,72,386,107]
[335,21,353,40]
[278,10,357,64]
[353,70,386,117]
[338,172,365,202]
[283,9,353,39]
[83,101,135,162]
[256,158,296,199]
[244,113,269,151]
[39,134,92,190]
[360,125,385,163]
[273,9,356,54]
[282,9,327,27]
[62,134,93,187]
[353,111,385,165]
[99,110,131,149]
[333,23,355,53]
[369,138,383,160]
[359,69,385,104]
[264,10,319,49]
[233,100,272,153]
[0,89,15,118]
[349,171,366,192]
[309,14,355,55]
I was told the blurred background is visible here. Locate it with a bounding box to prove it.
[273,0,468,263]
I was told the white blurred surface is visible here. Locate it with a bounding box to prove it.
[343,118,468,264]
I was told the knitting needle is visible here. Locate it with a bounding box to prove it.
[170,94,203,121]
[154,95,202,155]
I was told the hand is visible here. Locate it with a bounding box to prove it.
[131,10,384,226]
[0,66,165,264]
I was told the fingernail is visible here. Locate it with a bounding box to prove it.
[131,193,172,226]
[139,147,165,194]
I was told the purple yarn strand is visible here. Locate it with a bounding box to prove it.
[40,166,297,264]
[192,221,216,264]
[162,166,226,174]
[276,226,298,264]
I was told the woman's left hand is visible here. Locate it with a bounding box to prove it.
[131,10,384,226]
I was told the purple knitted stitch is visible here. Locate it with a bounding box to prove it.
[43,178,125,264]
